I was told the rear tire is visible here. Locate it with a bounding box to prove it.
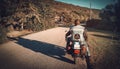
[74,57,80,64]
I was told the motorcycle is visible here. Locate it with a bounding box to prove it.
[66,33,90,64]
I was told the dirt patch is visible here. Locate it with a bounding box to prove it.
[7,30,32,38]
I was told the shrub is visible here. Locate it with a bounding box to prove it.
[25,21,44,32]
[0,26,8,44]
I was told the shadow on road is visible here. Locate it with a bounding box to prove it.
[16,37,74,64]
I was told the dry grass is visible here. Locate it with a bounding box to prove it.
[88,28,120,69]
[7,30,32,38]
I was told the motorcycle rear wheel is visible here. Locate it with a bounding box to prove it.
[74,57,80,64]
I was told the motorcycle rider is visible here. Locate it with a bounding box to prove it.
[65,19,90,56]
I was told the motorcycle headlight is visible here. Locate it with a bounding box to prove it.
[74,34,80,39]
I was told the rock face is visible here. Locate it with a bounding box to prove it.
[0,0,100,32]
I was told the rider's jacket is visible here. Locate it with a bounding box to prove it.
[70,25,85,44]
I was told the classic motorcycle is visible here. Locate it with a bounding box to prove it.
[66,33,90,64]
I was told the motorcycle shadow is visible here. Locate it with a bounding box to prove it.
[16,37,75,64]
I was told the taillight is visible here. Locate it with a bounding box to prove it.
[74,34,80,39]
[74,49,80,54]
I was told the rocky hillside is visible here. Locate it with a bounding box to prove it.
[0,0,100,43]
[0,0,55,32]
[0,0,100,31]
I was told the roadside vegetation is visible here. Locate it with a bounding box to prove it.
[88,29,120,69]
[0,26,8,44]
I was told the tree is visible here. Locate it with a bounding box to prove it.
[114,0,120,32]
[100,0,120,32]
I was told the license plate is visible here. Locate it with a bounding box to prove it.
[74,42,80,49]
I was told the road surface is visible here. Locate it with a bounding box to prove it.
[0,27,88,69]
